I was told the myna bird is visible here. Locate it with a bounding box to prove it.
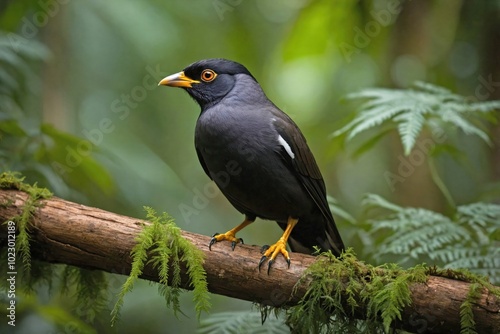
[159,58,344,273]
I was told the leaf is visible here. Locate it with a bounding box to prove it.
[198,311,289,334]
[335,81,500,157]
[40,124,114,193]
[0,119,27,136]
[440,109,490,144]
[394,107,426,155]
[365,195,500,283]
[328,195,355,223]
[111,208,210,325]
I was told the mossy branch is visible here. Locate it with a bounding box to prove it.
[0,186,499,333]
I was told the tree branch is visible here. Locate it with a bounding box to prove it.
[0,189,498,333]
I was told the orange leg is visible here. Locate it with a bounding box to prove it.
[259,217,299,274]
[209,216,254,251]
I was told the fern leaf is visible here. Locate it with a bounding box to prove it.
[346,104,407,140]
[460,283,481,334]
[457,202,500,227]
[338,81,500,156]
[441,110,491,144]
[111,207,210,325]
[465,100,500,113]
[365,195,500,283]
[362,193,403,212]
[198,311,289,334]
[394,110,426,155]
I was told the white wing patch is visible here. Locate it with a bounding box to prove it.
[278,135,295,159]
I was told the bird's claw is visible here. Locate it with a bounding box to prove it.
[231,238,244,251]
[208,232,243,251]
[208,234,219,251]
[258,255,267,269]
[258,240,291,274]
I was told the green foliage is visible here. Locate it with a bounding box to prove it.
[111,207,210,325]
[11,293,97,334]
[0,171,52,272]
[0,32,50,108]
[334,81,500,155]
[432,266,500,334]
[460,283,481,334]
[60,266,110,323]
[2,3,499,331]
[266,250,499,334]
[364,194,500,283]
[0,32,113,198]
[328,195,356,224]
[0,172,111,332]
[284,249,427,333]
[1,173,210,329]
[198,310,289,334]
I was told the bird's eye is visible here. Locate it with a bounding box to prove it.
[200,69,217,82]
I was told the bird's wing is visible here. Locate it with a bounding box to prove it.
[195,147,212,180]
[271,110,344,254]
[271,112,330,217]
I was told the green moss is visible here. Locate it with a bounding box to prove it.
[1,172,211,327]
[279,249,499,333]
[111,207,210,325]
[285,249,427,333]
[428,266,500,334]
[1,171,52,272]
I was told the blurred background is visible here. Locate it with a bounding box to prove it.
[1,0,499,333]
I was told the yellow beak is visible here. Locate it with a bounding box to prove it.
[158,71,200,88]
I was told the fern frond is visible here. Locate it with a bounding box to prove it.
[394,109,426,155]
[346,104,408,140]
[441,109,490,144]
[111,207,210,325]
[457,202,500,228]
[198,311,289,334]
[362,193,403,212]
[73,269,110,323]
[336,81,500,156]
[365,195,500,283]
[465,100,500,113]
[369,272,415,332]
[460,283,482,334]
[286,250,428,333]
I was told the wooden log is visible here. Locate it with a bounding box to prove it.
[0,189,499,333]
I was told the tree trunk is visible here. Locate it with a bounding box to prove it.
[0,189,498,333]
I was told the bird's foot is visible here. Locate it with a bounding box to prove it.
[259,238,291,274]
[208,231,244,251]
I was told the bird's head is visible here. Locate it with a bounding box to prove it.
[158,58,257,109]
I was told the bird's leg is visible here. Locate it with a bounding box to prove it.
[209,216,254,251]
[259,217,299,274]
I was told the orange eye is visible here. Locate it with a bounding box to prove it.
[201,69,217,82]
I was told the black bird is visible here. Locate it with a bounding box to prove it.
[159,59,344,272]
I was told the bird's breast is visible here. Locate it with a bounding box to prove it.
[195,112,311,220]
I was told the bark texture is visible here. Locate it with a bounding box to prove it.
[0,189,499,333]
